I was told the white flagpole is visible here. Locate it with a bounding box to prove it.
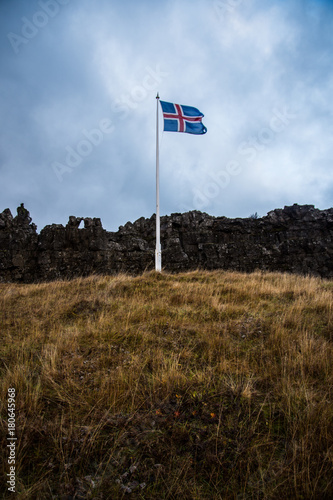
[155,93,162,272]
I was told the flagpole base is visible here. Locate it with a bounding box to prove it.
[155,248,162,272]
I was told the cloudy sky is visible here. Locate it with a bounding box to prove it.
[0,0,332,231]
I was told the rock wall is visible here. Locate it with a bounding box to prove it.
[0,203,332,283]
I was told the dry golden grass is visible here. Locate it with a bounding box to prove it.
[1,270,333,499]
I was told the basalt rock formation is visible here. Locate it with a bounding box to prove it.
[0,203,332,283]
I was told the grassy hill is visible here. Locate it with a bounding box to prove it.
[1,270,333,499]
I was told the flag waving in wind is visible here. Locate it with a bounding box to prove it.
[160,100,207,135]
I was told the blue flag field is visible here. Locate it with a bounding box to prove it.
[160,101,207,135]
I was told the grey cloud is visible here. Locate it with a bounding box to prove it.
[0,0,332,232]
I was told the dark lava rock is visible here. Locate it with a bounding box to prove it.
[0,203,332,283]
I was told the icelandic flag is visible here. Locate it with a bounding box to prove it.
[160,100,207,135]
